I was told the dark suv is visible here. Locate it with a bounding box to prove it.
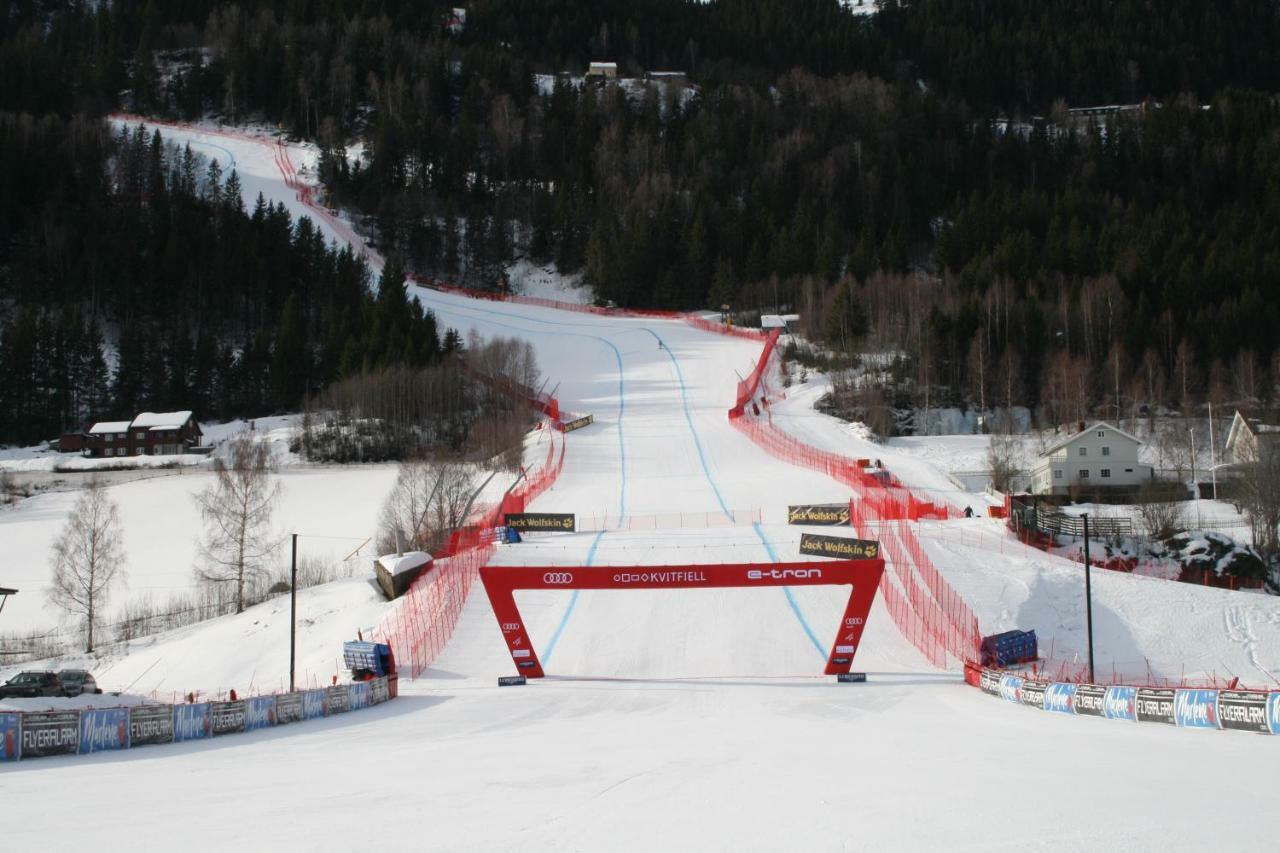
[58,670,102,697]
[0,671,63,698]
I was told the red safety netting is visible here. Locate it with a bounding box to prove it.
[408,277,765,339]
[727,330,982,667]
[373,429,567,678]
[461,363,563,426]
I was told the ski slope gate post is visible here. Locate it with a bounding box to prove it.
[479,558,885,678]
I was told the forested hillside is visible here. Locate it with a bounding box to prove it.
[3,0,1280,444]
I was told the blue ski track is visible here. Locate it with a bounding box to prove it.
[180,138,238,171]
[410,290,825,663]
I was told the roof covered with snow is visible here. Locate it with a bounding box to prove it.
[376,551,432,576]
[88,421,132,434]
[131,411,194,431]
[1040,421,1143,457]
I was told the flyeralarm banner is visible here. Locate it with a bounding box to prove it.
[505,513,576,532]
[128,705,174,746]
[798,534,880,559]
[1215,691,1268,733]
[20,711,79,757]
[787,504,851,526]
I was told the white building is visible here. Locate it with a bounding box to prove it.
[586,61,618,80]
[1030,422,1151,495]
[1223,409,1280,465]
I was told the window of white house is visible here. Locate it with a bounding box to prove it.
[1125,468,1134,473]
[1079,469,1090,479]
[1079,446,1087,456]
[1097,431,1105,437]
[1102,446,1111,456]
[1054,469,1063,480]
[1101,469,1112,478]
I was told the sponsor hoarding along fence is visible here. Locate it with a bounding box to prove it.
[970,665,1280,737]
[1,677,394,762]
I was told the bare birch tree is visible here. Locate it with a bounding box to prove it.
[987,421,1024,493]
[378,459,477,554]
[48,479,126,652]
[195,435,282,612]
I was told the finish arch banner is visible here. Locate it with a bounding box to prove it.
[479,558,885,678]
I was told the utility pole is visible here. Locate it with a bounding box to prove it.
[1081,514,1095,683]
[1208,401,1218,501]
[290,533,298,693]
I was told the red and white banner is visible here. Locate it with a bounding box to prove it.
[480,558,885,678]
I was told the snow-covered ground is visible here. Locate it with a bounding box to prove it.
[505,257,593,304]
[5,119,1276,853]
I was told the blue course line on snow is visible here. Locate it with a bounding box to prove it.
[409,295,627,520]
[409,298,633,668]
[542,528,607,665]
[753,523,827,660]
[640,328,735,521]
[185,138,238,171]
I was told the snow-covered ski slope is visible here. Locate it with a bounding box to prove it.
[10,120,1275,853]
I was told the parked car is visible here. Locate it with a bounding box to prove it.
[58,670,102,697]
[0,671,63,698]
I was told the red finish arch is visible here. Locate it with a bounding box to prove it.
[479,559,885,678]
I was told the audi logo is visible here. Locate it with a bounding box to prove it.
[501,623,520,632]
[543,572,574,585]
[845,617,864,627]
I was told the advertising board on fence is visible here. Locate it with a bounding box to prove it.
[174,703,211,742]
[798,534,880,559]
[327,684,350,714]
[1103,686,1137,721]
[302,689,327,720]
[980,668,1003,696]
[1043,683,1077,714]
[370,677,390,705]
[1073,684,1107,717]
[211,700,246,735]
[21,711,79,757]
[348,681,370,711]
[561,414,594,433]
[1174,689,1219,730]
[276,692,303,724]
[1136,688,1177,726]
[245,697,276,731]
[129,705,174,746]
[787,504,851,526]
[1269,693,1280,736]
[78,708,129,754]
[999,674,1023,703]
[1019,680,1048,710]
[1215,691,1268,733]
[1,712,19,762]
[504,513,576,532]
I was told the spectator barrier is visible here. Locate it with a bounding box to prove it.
[0,676,395,763]
[969,665,1280,736]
